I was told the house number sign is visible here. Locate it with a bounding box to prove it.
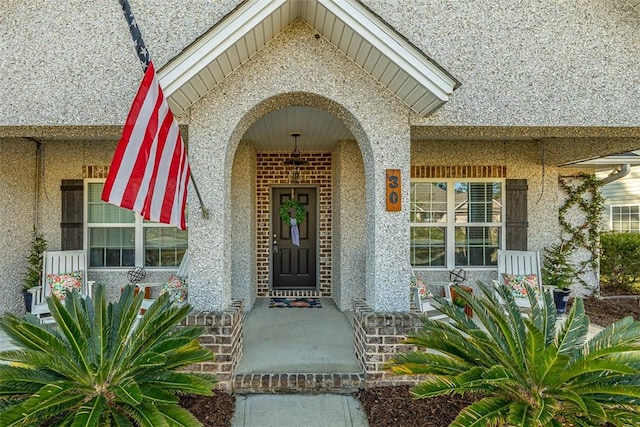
[386,169,401,211]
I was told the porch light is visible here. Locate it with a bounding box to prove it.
[284,132,307,183]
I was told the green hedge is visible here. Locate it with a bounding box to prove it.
[600,232,640,290]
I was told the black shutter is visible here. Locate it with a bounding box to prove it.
[61,180,83,250]
[505,179,528,250]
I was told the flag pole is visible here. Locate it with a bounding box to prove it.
[118,0,209,220]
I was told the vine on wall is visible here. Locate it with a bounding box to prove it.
[557,172,605,291]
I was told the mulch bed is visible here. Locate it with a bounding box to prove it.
[567,285,640,327]
[356,386,479,427]
[183,291,638,426]
[179,391,236,427]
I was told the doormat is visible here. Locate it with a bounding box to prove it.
[269,298,322,308]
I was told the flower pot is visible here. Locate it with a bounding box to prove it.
[553,288,571,314]
[22,290,33,313]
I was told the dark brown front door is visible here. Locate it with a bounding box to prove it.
[272,187,317,289]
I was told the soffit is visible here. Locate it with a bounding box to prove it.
[158,0,459,117]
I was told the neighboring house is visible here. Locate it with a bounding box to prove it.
[592,153,640,232]
[1,0,640,385]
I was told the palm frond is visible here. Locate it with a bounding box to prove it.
[47,293,92,375]
[70,395,106,427]
[125,401,170,427]
[388,351,476,375]
[155,404,203,427]
[144,371,214,396]
[556,298,589,354]
[0,383,84,426]
[449,396,512,427]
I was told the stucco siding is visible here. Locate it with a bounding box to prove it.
[0,0,240,127]
[0,139,38,314]
[383,0,640,127]
[1,1,639,128]
[333,140,366,311]
[231,140,257,310]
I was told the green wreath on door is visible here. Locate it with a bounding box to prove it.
[279,199,306,226]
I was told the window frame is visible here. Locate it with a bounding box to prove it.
[610,204,640,233]
[410,178,506,270]
[83,179,187,271]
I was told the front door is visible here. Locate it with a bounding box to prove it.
[272,187,317,289]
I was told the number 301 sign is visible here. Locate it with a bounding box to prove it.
[386,169,401,211]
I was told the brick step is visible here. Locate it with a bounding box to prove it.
[232,372,365,394]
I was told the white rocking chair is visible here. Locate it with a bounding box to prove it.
[28,250,94,324]
[495,249,545,309]
[139,252,189,312]
[410,268,452,321]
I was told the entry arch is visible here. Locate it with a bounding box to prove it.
[225,92,374,311]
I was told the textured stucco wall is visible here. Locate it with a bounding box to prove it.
[0,0,240,126]
[185,20,411,312]
[231,140,256,310]
[1,1,639,128]
[383,0,640,127]
[333,140,367,311]
[0,139,37,315]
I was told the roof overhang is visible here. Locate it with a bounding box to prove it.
[158,0,459,117]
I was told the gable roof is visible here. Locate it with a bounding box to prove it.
[158,0,459,117]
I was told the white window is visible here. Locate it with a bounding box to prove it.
[85,180,188,268]
[410,180,504,269]
[610,205,640,232]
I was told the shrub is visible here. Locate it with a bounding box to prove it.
[0,284,216,426]
[388,282,640,426]
[600,231,640,291]
[541,241,575,290]
[22,227,47,292]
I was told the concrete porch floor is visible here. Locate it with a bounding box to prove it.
[235,297,361,375]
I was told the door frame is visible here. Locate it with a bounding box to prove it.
[269,184,320,290]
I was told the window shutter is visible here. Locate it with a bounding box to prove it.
[61,180,83,250]
[505,179,528,250]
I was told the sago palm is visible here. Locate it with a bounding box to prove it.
[0,284,216,426]
[388,282,640,427]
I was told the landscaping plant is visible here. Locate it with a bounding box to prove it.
[542,241,575,291]
[22,227,47,292]
[0,284,216,426]
[388,282,640,427]
[600,231,640,292]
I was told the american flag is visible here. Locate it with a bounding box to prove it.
[101,61,189,230]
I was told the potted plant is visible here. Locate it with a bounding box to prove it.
[450,285,474,317]
[542,241,575,314]
[22,227,47,312]
[453,297,466,313]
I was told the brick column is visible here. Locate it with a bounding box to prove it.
[353,300,426,387]
[182,301,244,390]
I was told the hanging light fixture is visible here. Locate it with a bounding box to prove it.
[284,132,307,183]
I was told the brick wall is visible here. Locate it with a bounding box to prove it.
[183,301,244,390]
[411,165,507,179]
[353,300,426,387]
[256,152,332,297]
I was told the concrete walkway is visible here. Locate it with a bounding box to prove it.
[235,298,360,374]
[231,394,369,427]
[232,297,369,425]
